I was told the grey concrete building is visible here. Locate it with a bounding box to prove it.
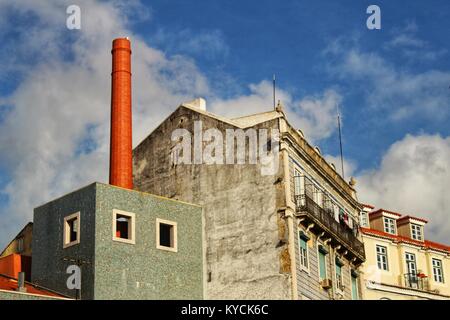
[31,182,203,300]
[133,99,365,299]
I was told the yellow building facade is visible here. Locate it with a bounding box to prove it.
[0,222,33,258]
[359,206,450,300]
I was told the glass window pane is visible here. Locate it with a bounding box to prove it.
[319,251,326,279]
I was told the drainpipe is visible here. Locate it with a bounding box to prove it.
[286,210,298,300]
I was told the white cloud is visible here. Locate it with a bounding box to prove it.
[294,90,342,143]
[357,134,450,243]
[209,81,342,142]
[385,21,447,61]
[326,37,450,121]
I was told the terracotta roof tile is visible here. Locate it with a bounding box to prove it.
[369,208,402,217]
[397,215,429,224]
[360,227,450,253]
[0,274,68,298]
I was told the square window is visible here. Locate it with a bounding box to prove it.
[112,210,135,244]
[156,218,177,252]
[63,212,80,248]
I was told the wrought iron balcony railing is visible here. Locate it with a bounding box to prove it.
[404,273,429,291]
[295,194,365,261]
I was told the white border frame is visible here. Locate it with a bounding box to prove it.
[156,218,178,253]
[112,209,136,245]
[63,211,81,249]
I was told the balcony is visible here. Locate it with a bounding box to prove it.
[295,194,365,263]
[404,273,429,291]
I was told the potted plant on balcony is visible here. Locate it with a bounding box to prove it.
[417,272,427,278]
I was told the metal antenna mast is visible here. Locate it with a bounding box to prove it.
[337,106,345,180]
[273,74,276,109]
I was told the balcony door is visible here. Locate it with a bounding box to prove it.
[294,170,305,207]
[405,252,418,288]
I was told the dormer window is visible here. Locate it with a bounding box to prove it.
[411,224,423,241]
[396,215,427,241]
[383,217,396,234]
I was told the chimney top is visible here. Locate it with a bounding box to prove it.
[184,97,206,111]
[17,272,26,293]
[112,38,131,53]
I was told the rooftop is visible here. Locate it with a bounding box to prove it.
[369,208,402,217]
[397,215,429,224]
[360,227,450,253]
[360,203,375,209]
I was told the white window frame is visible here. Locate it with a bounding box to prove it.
[17,237,24,253]
[298,230,309,271]
[156,218,178,253]
[317,243,329,281]
[360,211,368,228]
[350,270,359,300]
[411,224,423,241]
[335,256,344,292]
[63,211,81,248]
[112,209,136,245]
[383,217,396,234]
[432,258,444,283]
[405,252,417,275]
[293,169,303,196]
[376,245,389,271]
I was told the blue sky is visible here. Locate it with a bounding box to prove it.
[0,0,449,247]
[137,0,450,169]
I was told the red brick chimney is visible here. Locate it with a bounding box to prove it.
[109,38,133,189]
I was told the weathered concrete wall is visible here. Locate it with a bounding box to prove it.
[32,183,97,300]
[133,106,292,299]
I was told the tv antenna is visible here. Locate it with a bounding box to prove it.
[273,74,276,110]
[337,105,345,180]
